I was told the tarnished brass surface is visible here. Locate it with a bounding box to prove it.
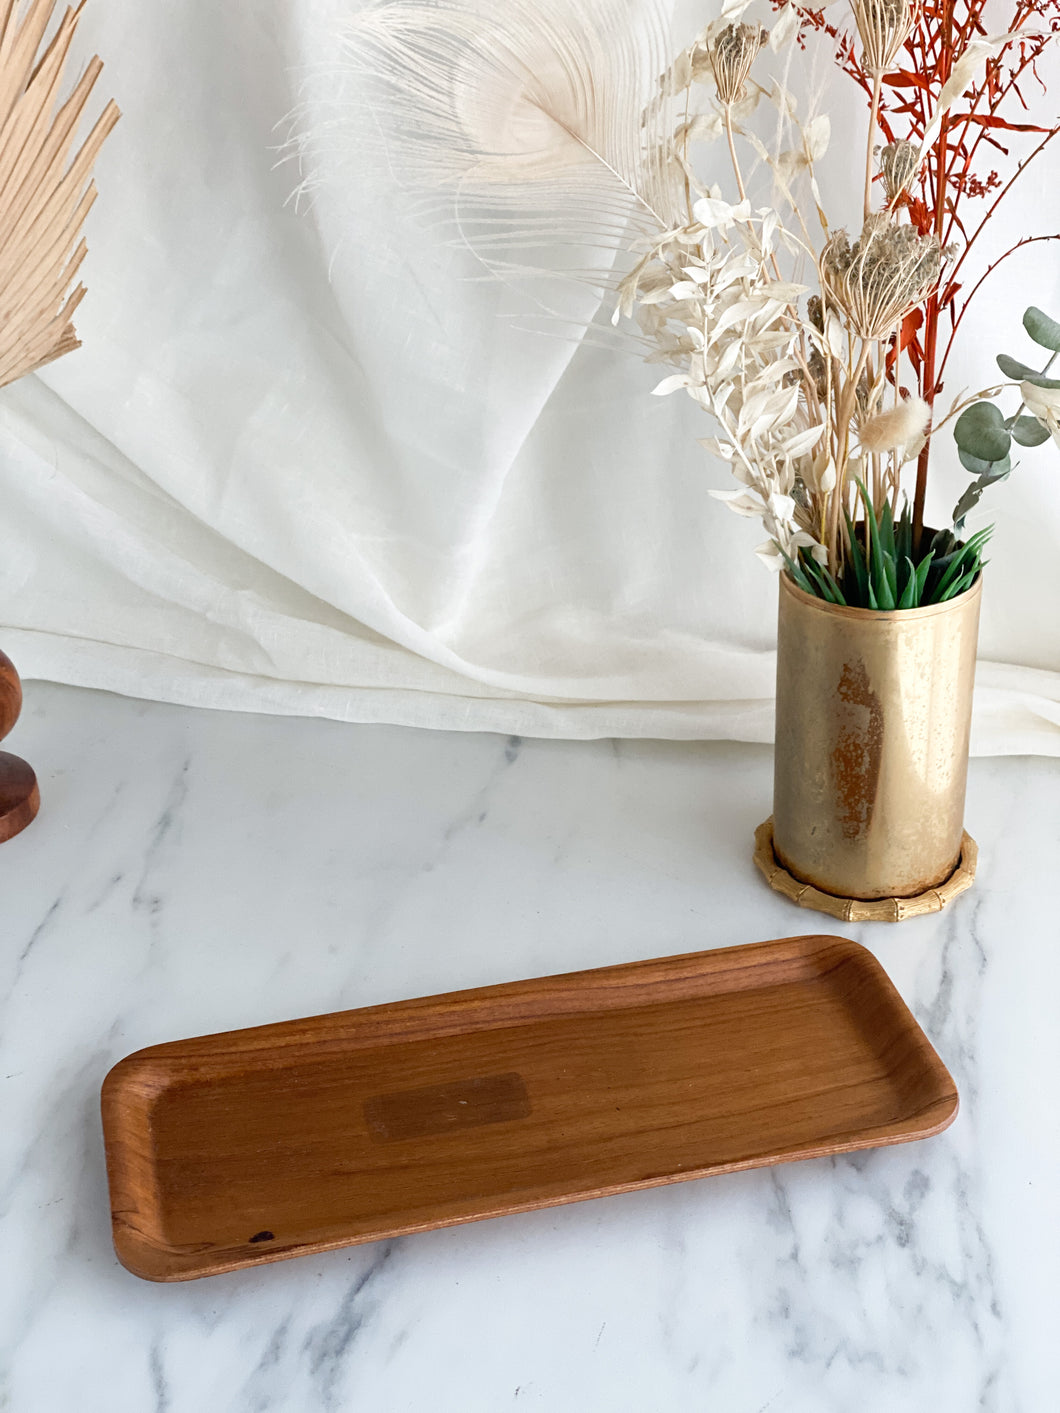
[772,573,981,901]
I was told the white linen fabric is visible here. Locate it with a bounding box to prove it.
[0,0,1058,752]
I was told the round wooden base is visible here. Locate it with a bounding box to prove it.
[0,751,39,843]
[753,818,977,923]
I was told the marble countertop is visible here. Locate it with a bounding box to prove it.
[2,682,1057,1412]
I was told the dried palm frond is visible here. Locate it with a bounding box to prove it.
[0,0,118,390]
[304,0,684,288]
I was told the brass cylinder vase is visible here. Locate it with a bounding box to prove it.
[769,572,981,906]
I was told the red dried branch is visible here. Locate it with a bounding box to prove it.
[783,0,1060,547]
[937,234,1060,379]
[944,124,1060,289]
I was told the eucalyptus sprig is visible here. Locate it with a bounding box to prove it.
[951,306,1060,531]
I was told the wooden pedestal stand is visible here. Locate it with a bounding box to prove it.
[0,649,39,843]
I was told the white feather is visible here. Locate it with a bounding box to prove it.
[305,0,686,288]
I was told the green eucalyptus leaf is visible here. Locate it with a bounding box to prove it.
[1023,306,1060,352]
[997,353,1040,380]
[957,447,1011,478]
[998,352,1060,388]
[1010,415,1051,447]
[954,402,1011,462]
[981,459,1011,484]
[953,483,986,530]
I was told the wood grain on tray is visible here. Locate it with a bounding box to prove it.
[101,934,958,1281]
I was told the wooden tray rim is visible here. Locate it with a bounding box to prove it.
[101,934,959,1281]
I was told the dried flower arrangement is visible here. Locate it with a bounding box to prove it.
[332,0,1058,608]
[631,0,1060,606]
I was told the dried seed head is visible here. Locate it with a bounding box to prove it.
[708,22,767,104]
[820,214,943,340]
[848,0,915,75]
[807,294,824,332]
[879,140,920,204]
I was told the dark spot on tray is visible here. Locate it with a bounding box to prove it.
[248,1230,275,1243]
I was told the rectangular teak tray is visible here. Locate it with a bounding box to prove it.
[101,935,958,1281]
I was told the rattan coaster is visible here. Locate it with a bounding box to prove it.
[753,818,978,923]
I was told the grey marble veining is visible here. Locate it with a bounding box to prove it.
[1,683,1057,1412]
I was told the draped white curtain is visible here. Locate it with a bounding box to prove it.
[1,0,1058,752]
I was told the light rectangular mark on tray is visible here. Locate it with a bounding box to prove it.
[364,1072,532,1142]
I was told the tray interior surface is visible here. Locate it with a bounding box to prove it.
[102,936,957,1280]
